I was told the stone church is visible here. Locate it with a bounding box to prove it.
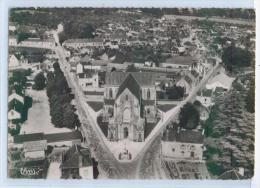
[102,72,157,142]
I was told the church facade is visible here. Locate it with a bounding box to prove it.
[102,72,157,142]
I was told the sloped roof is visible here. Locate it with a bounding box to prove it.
[116,73,141,100]
[163,128,204,143]
[164,55,197,66]
[143,100,155,106]
[14,133,44,144]
[218,169,244,180]
[60,144,92,169]
[176,130,204,144]
[44,131,82,143]
[8,92,24,104]
[207,73,235,90]
[24,140,47,152]
[105,72,156,86]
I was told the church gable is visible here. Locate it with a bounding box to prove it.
[116,73,141,101]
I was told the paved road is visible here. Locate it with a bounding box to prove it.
[11,42,220,179]
[135,60,221,178]
[55,46,139,179]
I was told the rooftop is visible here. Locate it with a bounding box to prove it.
[164,56,197,66]
[13,131,82,144]
[105,72,156,86]
[163,128,204,144]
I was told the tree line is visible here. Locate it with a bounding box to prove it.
[46,62,81,129]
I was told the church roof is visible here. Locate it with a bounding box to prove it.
[116,73,141,100]
[105,72,156,86]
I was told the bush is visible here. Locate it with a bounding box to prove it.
[206,161,225,176]
[33,72,46,90]
[179,103,200,130]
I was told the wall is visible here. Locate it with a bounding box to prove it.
[161,141,204,162]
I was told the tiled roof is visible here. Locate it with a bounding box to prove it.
[164,55,197,66]
[13,131,82,144]
[176,130,204,144]
[163,128,204,144]
[14,133,44,144]
[44,131,82,143]
[64,38,103,44]
[105,72,156,86]
[143,100,155,106]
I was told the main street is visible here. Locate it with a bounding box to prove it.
[55,43,220,178]
[10,40,220,179]
[54,46,139,179]
[135,60,220,178]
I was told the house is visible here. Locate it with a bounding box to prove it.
[8,91,24,122]
[11,131,82,148]
[195,89,214,108]
[57,23,64,33]
[102,72,157,142]
[218,168,245,180]
[206,73,235,91]
[24,140,47,159]
[9,23,17,32]
[19,37,56,48]
[60,144,93,179]
[63,38,104,49]
[9,35,18,46]
[176,75,193,95]
[161,55,197,69]
[194,101,210,121]
[9,55,20,67]
[161,128,204,162]
[8,109,21,121]
[78,70,99,91]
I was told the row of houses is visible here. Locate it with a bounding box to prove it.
[9,36,56,48]
[9,130,94,179]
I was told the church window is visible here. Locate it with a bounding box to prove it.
[147,108,150,114]
[109,88,113,99]
[123,108,131,123]
[147,89,151,99]
[125,94,128,101]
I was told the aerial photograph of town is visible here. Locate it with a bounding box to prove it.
[7,8,255,180]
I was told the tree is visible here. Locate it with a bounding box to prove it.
[245,85,255,113]
[83,23,95,38]
[179,103,200,130]
[17,32,31,43]
[222,46,253,72]
[33,72,46,90]
[166,85,185,100]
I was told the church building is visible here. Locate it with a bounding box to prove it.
[102,72,157,142]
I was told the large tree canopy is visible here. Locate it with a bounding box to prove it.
[179,103,200,130]
[33,72,46,90]
[46,62,80,129]
[166,85,185,100]
[222,46,253,71]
